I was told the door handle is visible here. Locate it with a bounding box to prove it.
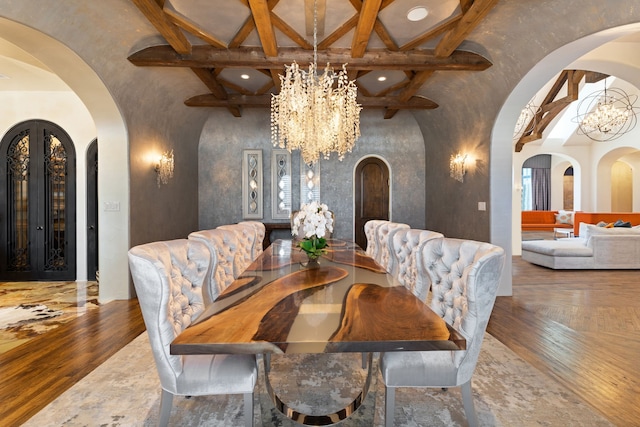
[36,226,44,230]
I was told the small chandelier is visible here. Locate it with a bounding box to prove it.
[513,100,541,140]
[575,81,639,142]
[271,0,361,165]
[449,153,467,183]
[155,149,174,187]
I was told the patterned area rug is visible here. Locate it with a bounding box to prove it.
[0,281,99,353]
[23,332,613,427]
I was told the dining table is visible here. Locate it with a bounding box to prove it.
[171,238,465,425]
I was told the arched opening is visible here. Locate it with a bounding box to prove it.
[492,23,640,295]
[0,18,130,301]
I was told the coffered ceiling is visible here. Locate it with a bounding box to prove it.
[128,0,499,117]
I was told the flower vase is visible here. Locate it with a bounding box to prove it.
[301,254,321,268]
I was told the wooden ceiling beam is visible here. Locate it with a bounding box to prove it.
[164,8,227,48]
[434,0,499,58]
[384,70,434,118]
[128,45,492,71]
[318,14,359,50]
[185,93,438,109]
[271,12,313,49]
[190,68,243,117]
[351,0,383,58]
[131,0,192,54]
[248,0,279,57]
[229,16,256,48]
[190,68,228,99]
[400,14,461,51]
[515,69,588,152]
[373,18,398,51]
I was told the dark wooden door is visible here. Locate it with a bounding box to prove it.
[86,139,98,281]
[354,157,389,249]
[0,120,76,281]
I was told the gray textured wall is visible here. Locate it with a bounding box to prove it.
[199,109,426,240]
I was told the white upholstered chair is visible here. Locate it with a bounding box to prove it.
[238,220,266,258]
[188,228,239,302]
[128,239,257,427]
[364,219,388,258]
[390,228,444,301]
[380,238,505,427]
[375,221,410,272]
[218,223,256,272]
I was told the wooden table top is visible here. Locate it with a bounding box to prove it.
[171,239,465,355]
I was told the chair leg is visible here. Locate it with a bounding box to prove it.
[460,380,479,427]
[159,389,174,427]
[244,392,254,427]
[361,352,368,369]
[264,353,271,373]
[384,385,396,427]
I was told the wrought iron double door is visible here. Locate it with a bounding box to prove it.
[0,120,76,281]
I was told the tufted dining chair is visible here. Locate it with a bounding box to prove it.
[364,219,389,258]
[238,221,266,258]
[375,221,410,272]
[390,228,444,300]
[218,223,256,272]
[128,239,257,427]
[379,238,505,427]
[188,228,239,303]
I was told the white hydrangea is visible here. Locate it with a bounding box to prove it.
[291,201,334,239]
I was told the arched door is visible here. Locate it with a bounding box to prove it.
[0,120,76,281]
[354,157,390,249]
[86,139,98,281]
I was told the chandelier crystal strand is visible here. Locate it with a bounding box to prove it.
[271,0,361,165]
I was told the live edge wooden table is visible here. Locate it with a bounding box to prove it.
[171,239,465,425]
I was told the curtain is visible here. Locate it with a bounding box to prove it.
[531,167,550,210]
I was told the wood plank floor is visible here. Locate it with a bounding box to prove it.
[487,257,640,427]
[1,258,638,426]
[0,299,145,427]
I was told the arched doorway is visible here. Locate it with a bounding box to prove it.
[0,17,130,300]
[0,120,76,281]
[354,156,390,249]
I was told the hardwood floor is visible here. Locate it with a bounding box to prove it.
[1,258,638,426]
[487,257,640,427]
[0,299,145,427]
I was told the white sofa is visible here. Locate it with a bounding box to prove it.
[521,223,640,269]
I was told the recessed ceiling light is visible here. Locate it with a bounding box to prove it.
[240,74,250,80]
[377,76,387,82]
[407,6,428,22]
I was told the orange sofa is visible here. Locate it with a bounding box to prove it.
[573,212,640,236]
[521,210,572,232]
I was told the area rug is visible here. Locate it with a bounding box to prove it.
[0,281,99,353]
[22,331,613,427]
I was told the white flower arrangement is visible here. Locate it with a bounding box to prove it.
[292,202,334,259]
[292,201,334,239]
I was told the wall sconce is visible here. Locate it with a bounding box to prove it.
[449,153,467,183]
[155,150,174,187]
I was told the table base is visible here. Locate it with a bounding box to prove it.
[263,353,374,426]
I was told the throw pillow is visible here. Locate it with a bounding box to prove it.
[596,221,608,227]
[614,219,632,228]
[555,211,573,225]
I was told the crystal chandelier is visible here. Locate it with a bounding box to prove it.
[576,82,638,142]
[271,0,361,165]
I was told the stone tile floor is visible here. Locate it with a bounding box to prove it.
[0,281,99,354]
